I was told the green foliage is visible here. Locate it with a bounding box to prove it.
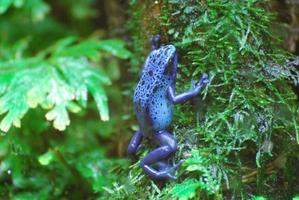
[293,196,299,200]
[0,0,131,199]
[0,122,129,198]
[183,150,221,196]
[38,150,54,165]
[251,196,267,200]
[0,0,49,20]
[0,37,130,132]
[170,179,200,200]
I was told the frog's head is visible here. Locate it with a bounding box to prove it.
[158,45,176,62]
[148,35,176,67]
[150,44,177,78]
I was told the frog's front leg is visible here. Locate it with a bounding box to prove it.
[140,130,183,180]
[168,73,209,104]
[127,131,143,160]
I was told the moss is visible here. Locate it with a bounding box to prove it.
[122,0,299,199]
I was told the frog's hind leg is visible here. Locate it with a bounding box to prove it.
[140,130,183,180]
[127,131,143,160]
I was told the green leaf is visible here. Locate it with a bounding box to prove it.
[251,196,267,200]
[0,0,13,14]
[0,65,43,132]
[170,179,200,200]
[44,68,75,131]
[51,38,131,61]
[293,196,299,200]
[75,150,114,192]
[38,150,55,165]
[0,0,49,20]
[96,40,132,59]
[54,40,101,60]
[86,78,109,121]
[256,150,261,168]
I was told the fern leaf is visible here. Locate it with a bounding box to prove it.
[96,40,132,59]
[0,37,129,132]
[86,78,109,121]
[170,179,200,200]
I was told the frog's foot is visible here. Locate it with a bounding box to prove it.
[192,73,209,93]
[198,73,209,86]
[154,160,185,180]
[155,160,185,171]
[156,169,177,180]
[140,130,181,180]
[150,34,161,50]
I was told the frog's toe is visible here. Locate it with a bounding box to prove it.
[201,73,209,80]
[199,73,209,85]
[169,159,185,173]
[202,73,208,79]
[154,34,161,43]
[149,34,161,50]
[156,170,177,180]
[159,160,184,180]
[175,159,185,168]
[202,78,209,85]
[166,173,177,180]
[191,80,197,89]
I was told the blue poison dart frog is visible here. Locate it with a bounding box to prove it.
[128,35,209,180]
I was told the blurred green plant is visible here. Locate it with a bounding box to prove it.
[0,0,131,199]
[251,196,267,200]
[0,0,49,20]
[293,196,299,200]
[0,37,130,132]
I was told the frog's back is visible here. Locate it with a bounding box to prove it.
[134,46,175,136]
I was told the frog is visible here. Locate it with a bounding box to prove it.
[127,35,209,180]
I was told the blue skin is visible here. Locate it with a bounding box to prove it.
[128,35,209,180]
